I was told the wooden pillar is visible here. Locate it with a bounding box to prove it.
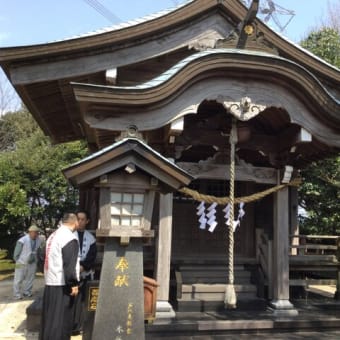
[155,193,175,318]
[78,187,99,230]
[270,174,298,315]
[335,237,340,300]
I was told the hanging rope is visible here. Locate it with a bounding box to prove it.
[225,117,237,309]
[179,177,301,205]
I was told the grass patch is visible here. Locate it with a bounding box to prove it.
[0,249,16,280]
[0,272,13,281]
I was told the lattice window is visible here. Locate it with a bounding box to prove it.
[111,192,144,227]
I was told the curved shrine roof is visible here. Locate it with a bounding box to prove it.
[0,0,338,165]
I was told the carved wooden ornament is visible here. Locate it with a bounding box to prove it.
[217,96,266,121]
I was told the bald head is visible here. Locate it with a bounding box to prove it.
[61,213,79,230]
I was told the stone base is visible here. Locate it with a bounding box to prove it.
[268,299,299,317]
[155,301,176,320]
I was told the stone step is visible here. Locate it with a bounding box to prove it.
[178,265,252,284]
[180,283,257,301]
[182,277,251,284]
[181,271,251,278]
[182,283,257,293]
[180,269,251,277]
[180,292,258,301]
[178,265,247,271]
[176,297,267,312]
[146,313,340,337]
[172,256,257,266]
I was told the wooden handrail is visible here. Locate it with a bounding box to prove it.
[256,229,273,299]
[289,234,340,256]
[254,231,340,298]
[291,245,337,250]
[290,235,338,240]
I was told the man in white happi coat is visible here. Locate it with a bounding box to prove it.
[13,225,42,299]
[72,210,97,335]
[40,213,80,340]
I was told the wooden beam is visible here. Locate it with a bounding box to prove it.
[177,161,277,184]
[278,125,312,152]
[98,187,111,229]
[236,0,259,49]
[96,228,154,238]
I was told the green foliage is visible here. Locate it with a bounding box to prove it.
[0,249,15,272]
[300,27,340,68]
[298,27,340,235]
[299,157,340,235]
[0,182,29,232]
[0,108,88,236]
[0,108,37,151]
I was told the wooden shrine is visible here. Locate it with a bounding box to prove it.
[1,0,340,329]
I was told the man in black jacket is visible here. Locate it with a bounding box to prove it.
[72,210,97,335]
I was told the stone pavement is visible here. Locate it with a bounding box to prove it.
[0,275,81,340]
[146,285,340,339]
[1,275,340,339]
[0,275,43,340]
[145,331,340,339]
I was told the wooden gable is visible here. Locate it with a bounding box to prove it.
[63,138,193,191]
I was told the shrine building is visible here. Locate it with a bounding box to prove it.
[1,0,340,323]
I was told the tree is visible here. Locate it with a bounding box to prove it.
[300,27,340,67]
[0,70,20,115]
[298,21,340,235]
[0,108,88,236]
[0,108,37,151]
[298,157,340,235]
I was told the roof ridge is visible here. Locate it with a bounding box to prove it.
[49,0,194,44]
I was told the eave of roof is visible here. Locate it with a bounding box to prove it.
[0,0,208,60]
[50,0,194,44]
[63,137,194,186]
[0,0,339,85]
[69,48,340,150]
[76,48,340,103]
[71,48,339,117]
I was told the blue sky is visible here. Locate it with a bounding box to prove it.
[0,0,337,47]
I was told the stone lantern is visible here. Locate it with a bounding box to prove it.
[63,137,192,340]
